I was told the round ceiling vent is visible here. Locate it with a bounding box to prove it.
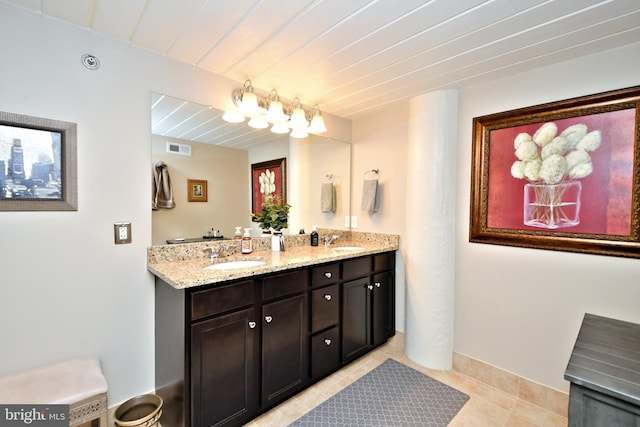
[81,54,100,70]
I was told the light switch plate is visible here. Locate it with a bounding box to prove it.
[351,215,358,229]
[114,222,132,244]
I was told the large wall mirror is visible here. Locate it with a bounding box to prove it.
[151,93,351,245]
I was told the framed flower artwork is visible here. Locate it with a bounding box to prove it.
[251,158,286,215]
[469,85,640,258]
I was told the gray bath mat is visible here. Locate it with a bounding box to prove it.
[289,358,469,426]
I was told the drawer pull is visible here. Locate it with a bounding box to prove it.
[375,282,382,288]
[265,316,273,323]
[248,321,256,329]
[324,339,332,346]
[324,294,332,301]
[324,272,332,279]
[367,284,374,290]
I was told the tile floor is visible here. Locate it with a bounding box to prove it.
[246,340,568,427]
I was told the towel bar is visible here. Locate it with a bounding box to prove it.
[363,168,379,179]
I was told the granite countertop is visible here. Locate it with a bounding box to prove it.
[148,230,399,290]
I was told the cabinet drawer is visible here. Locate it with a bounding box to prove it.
[190,280,254,322]
[311,263,340,288]
[311,327,340,379]
[262,269,308,301]
[374,252,394,272]
[342,256,371,280]
[311,284,339,333]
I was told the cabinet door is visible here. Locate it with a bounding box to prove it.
[311,327,340,380]
[342,277,372,362]
[262,294,308,407]
[372,271,395,346]
[190,307,257,427]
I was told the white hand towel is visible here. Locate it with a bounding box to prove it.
[361,179,379,213]
[321,182,336,212]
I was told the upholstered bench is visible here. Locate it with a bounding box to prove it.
[0,356,108,426]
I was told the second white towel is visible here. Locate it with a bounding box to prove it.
[361,179,379,213]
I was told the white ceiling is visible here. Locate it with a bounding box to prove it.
[6,0,640,148]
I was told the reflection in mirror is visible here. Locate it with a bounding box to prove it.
[151,93,350,245]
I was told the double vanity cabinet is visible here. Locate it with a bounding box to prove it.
[152,246,396,427]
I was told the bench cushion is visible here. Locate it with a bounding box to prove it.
[0,357,107,404]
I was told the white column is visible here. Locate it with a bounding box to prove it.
[288,136,312,234]
[405,90,458,369]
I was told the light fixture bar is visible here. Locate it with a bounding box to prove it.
[223,79,327,136]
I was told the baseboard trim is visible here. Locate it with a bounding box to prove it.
[452,351,569,417]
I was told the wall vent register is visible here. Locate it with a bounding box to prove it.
[166,141,191,156]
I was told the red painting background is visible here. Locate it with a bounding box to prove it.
[251,158,285,214]
[486,108,636,236]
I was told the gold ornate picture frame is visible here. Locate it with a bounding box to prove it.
[470,86,640,258]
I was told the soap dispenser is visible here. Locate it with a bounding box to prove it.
[241,228,252,254]
[310,225,319,246]
[234,227,242,239]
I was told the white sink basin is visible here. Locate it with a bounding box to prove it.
[205,260,266,270]
[332,246,365,251]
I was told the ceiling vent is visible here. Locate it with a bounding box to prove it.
[166,141,191,156]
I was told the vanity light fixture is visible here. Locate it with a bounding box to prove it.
[289,98,309,129]
[248,117,269,129]
[222,110,245,123]
[224,79,327,138]
[308,105,327,134]
[265,90,288,123]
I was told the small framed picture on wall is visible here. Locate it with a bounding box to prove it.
[187,179,207,202]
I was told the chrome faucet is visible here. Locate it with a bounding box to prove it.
[205,244,231,260]
[324,235,339,247]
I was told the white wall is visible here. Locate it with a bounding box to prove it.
[352,103,409,333]
[353,41,640,392]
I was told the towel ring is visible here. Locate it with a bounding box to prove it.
[325,173,334,181]
[363,168,379,179]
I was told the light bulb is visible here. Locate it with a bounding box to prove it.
[266,100,288,123]
[291,128,309,138]
[222,110,245,123]
[308,114,327,133]
[248,117,269,129]
[271,123,290,134]
[289,108,308,129]
[239,91,260,115]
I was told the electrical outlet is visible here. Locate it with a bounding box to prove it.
[114,222,132,244]
[351,215,358,229]
[345,215,350,228]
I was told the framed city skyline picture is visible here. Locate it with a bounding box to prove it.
[0,111,77,211]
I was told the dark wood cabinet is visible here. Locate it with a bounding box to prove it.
[261,293,308,407]
[155,250,395,427]
[342,277,372,361]
[311,327,340,379]
[342,253,396,363]
[190,307,257,427]
[372,270,394,346]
